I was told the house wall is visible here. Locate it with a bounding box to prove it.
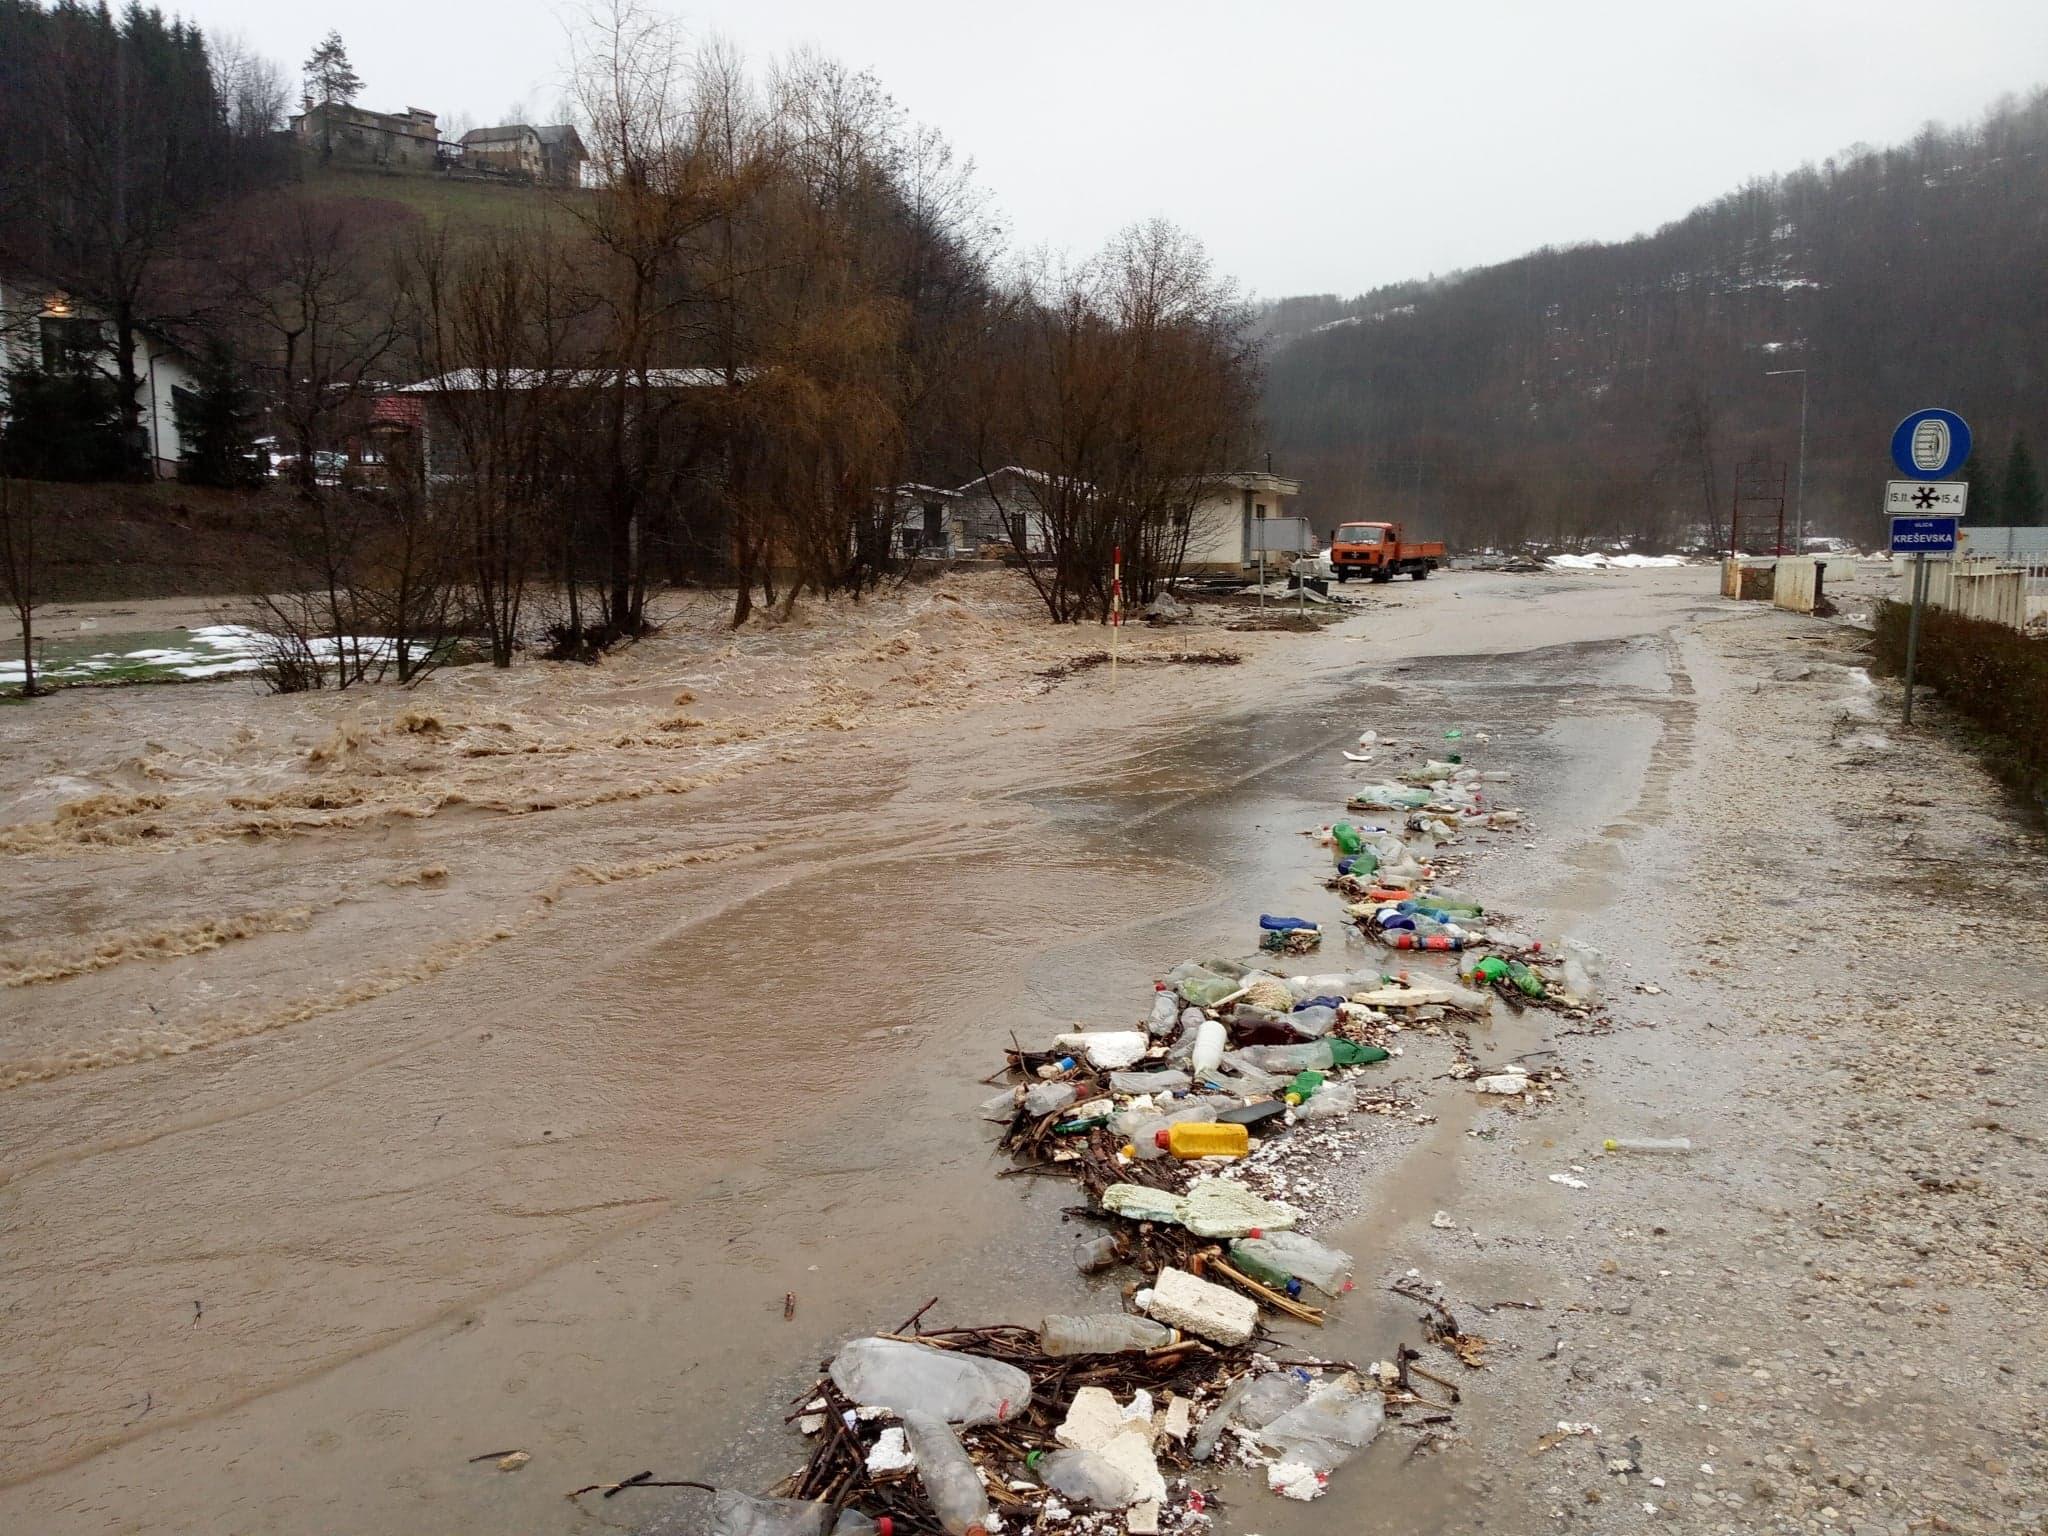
[467,135,541,177]
[0,276,192,475]
[295,105,439,170]
[1182,483,1298,571]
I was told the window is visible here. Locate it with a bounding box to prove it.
[1335,523,1385,546]
[40,315,107,371]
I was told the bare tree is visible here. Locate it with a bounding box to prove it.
[225,196,405,487]
[402,225,587,665]
[0,478,37,697]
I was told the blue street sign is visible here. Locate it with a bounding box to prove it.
[1890,408,1972,479]
[1889,516,1958,554]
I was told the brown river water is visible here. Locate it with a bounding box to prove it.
[0,568,1725,1534]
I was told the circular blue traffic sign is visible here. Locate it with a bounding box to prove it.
[1891,408,1971,479]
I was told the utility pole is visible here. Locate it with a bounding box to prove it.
[1765,367,1809,551]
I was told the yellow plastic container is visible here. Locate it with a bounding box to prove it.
[1154,1121,1250,1159]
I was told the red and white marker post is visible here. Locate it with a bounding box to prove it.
[1110,545,1124,684]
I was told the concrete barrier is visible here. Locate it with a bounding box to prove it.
[1772,556,1820,614]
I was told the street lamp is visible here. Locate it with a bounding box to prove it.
[1764,367,1809,551]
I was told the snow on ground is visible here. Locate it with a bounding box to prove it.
[1545,552,1690,571]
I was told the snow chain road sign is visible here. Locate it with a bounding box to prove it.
[1885,480,1968,517]
[1890,408,1972,479]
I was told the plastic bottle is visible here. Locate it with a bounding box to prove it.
[1074,1233,1121,1273]
[829,1337,1032,1425]
[1331,821,1366,855]
[1230,1230,1355,1295]
[1296,1081,1358,1121]
[1258,914,1318,933]
[834,1512,893,1536]
[1385,928,1466,952]
[1504,959,1548,998]
[1243,1040,1334,1072]
[1189,1375,1252,1460]
[706,1489,839,1536]
[1285,1004,1338,1038]
[1190,1017,1226,1076]
[1038,1314,1177,1355]
[1109,1068,1191,1094]
[1127,1103,1221,1159]
[1464,954,1508,986]
[1147,987,1180,1036]
[1177,973,1238,1008]
[1228,1245,1303,1297]
[1282,1070,1324,1105]
[902,1412,991,1536]
[1155,1121,1249,1159]
[1602,1136,1693,1153]
[1023,1081,1079,1118]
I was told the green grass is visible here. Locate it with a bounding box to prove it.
[293,159,587,235]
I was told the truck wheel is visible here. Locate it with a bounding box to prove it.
[1336,569,1349,584]
[1412,566,1429,581]
[1371,570,1393,584]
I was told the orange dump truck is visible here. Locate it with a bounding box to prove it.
[1329,521,1445,582]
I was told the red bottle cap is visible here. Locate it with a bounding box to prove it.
[878,1522,894,1536]
[1246,1227,1263,1238]
[1154,1128,1170,1148]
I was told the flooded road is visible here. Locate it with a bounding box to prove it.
[0,569,1731,1533]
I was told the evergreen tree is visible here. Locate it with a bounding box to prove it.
[174,342,262,488]
[0,360,141,482]
[2002,435,2045,527]
[1957,449,1999,522]
[302,30,361,108]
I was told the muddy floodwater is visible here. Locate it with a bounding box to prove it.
[0,567,1893,1534]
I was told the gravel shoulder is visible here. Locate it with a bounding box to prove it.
[1299,597,2048,1536]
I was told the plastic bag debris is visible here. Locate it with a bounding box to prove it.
[829,1337,1032,1425]
[1254,1373,1385,1472]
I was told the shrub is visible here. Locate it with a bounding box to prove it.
[1873,600,2048,808]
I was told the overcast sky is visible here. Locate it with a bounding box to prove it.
[191,0,2048,299]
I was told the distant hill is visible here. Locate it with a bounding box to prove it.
[1260,89,2048,550]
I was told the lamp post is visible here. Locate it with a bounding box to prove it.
[1764,367,1809,552]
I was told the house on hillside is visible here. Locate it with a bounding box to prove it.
[535,125,589,187]
[460,124,589,186]
[290,102,443,171]
[0,275,197,476]
[1179,471,1305,572]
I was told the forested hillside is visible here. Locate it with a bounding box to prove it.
[1262,89,2048,550]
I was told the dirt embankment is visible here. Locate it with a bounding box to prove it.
[11,480,302,601]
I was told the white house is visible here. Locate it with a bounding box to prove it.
[952,466,1064,555]
[884,483,967,556]
[0,274,197,476]
[1179,471,1305,573]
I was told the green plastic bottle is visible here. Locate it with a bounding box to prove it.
[1505,960,1547,998]
[1331,821,1365,855]
[1328,1040,1390,1067]
[1229,1245,1295,1291]
[1469,955,1509,985]
[1284,1070,1325,1105]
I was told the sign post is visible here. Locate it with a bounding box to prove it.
[1888,408,1972,727]
[1111,544,1123,686]
[1255,508,1266,612]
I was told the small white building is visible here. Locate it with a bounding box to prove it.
[952,466,1060,554]
[0,274,197,476]
[1179,471,1305,572]
[884,484,967,556]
